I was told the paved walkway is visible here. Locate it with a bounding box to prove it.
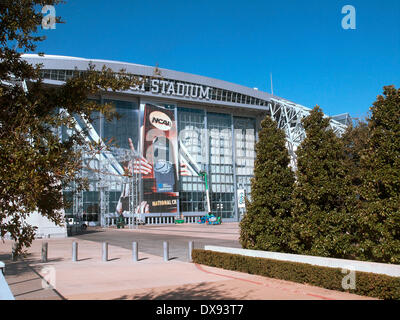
[74,223,241,262]
[0,255,64,300]
[0,223,376,300]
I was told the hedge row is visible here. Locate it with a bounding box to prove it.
[192,249,400,300]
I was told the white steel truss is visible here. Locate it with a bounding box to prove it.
[269,97,348,169]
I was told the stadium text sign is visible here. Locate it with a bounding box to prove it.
[133,78,211,100]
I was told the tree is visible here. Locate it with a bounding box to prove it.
[239,116,295,252]
[0,0,140,254]
[289,106,357,259]
[342,120,369,189]
[357,86,400,263]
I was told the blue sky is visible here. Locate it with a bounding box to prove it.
[33,0,400,119]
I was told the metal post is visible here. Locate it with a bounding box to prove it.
[188,241,194,263]
[163,241,169,262]
[102,242,108,262]
[41,242,48,263]
[72,242,78,262]
[132,242,138,262]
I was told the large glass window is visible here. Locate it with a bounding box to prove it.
[234,117,256,209]
[65,99,140,223]
[103,99,139,150]
[207,112,235,219]
[83,191,99,218]
[62,100,102,222]
[178,107,207,213]
[102,99,139,215]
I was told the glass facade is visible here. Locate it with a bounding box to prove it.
[234,117,256,191]
[82,191,100,222]
[178,108,207,213]
[65,98,257,224]
[234,117,256,219]
[207,113,235,219]
[100,99,139,217]
[64,99,139,223]
[103,99,139,150]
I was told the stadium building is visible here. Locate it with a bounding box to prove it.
[22,54,350,231]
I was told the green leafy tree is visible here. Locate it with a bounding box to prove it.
[357,86,400,263]
[239,116,295,252]
[289,106,357,258]
[342,120,369,189]
[0,0,140,254]
[341,120,370,255]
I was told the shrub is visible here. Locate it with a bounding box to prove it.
[192,249,400,300]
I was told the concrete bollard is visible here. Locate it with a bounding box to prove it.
[132,242,138,262]
[163,241,169,262]
[41,242,48,263]
[72,242,78,262]
[188,241,194,263]
[102,242,108,262]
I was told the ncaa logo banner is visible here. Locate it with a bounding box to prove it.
[149,111,173,131]
[140,103,179,214]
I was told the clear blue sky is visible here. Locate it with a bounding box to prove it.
[34,0,400,119]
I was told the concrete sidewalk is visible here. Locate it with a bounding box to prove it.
[73,223,241,262]
[0,224,376,300]
[0,254,64,300]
